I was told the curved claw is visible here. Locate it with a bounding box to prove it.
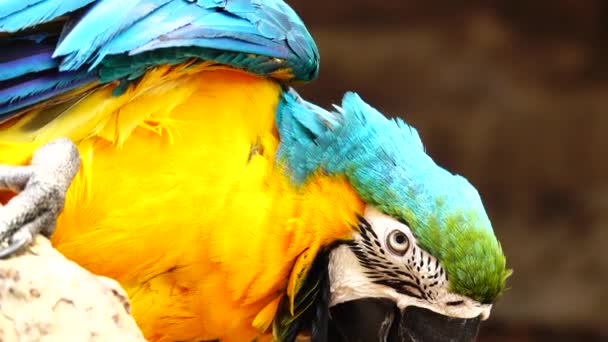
[0,230,32,259]
[0,138,80,258]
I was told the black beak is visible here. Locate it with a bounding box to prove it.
[329,298,481,342]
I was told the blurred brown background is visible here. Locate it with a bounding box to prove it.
[288,1,608,341]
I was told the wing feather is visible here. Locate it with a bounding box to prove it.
[0,0,319,119]
[0,0,96,32]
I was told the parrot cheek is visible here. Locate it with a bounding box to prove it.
[329,299,481,342]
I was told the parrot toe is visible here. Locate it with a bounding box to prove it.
[0,138,80,258]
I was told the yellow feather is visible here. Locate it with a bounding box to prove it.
[0,66,365,341]
[253,295,283,333]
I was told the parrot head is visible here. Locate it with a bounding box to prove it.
[277,90,510,341]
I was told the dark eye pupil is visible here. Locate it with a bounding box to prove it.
[395,233,406,244]
[387,230,409,256]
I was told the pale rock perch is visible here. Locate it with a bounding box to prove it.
[0,235,146,341]
[0,140,146,341]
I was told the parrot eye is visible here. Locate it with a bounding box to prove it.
[386,229,409,256]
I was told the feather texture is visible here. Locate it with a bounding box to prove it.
[0,67,364,341]
[276,91,509,303]
[0,0,96,32]
[0,0,508,338]
[0,70,96,115]
[0,37,57,81]
[0,0,319,120]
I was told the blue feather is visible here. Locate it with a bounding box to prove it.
[0,0,318,116]
[0,70,95,117]
[0,1,46,19]
[132,37,289,59]
[0,0,96,33]
[276,89,492,235]
[0,51,56,81]
[53,0,157,70]
[1,0,318,80]
[91,0,193,61]
[0,42,57,81]
[275,89,506,303]
[55,0,317,79]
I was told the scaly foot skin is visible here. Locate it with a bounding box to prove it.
[0,138,80,258]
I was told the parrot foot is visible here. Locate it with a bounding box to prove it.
[0,138,80,258]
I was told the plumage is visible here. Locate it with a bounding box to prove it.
[0,0,319,117]
[0,70,96,115]
[0,1,509,341]
[0,2,341,338]
[37,68,361,341]
[277,91,508,302]
[0,0,96,32]
[0,38,57,81]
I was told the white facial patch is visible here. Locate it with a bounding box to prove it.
[328,206,492,320]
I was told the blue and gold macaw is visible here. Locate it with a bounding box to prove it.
[0,1,510,341]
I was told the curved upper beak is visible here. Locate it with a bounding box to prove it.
[329,298,481,342]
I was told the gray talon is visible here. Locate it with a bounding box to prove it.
[0,138,80,258]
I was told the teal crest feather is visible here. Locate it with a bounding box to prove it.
[277,89,510,303]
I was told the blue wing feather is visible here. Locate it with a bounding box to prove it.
[0,1,46,20]
[0,0,319,120]
[54,0,179,70]
[131,37,289,58]
[0,0,96,33]
[54,0,318,79]
[0,71,96,114]
[91,0,196,61]
[0,40,58,81]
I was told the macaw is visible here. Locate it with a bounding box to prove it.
[0,1,510,341]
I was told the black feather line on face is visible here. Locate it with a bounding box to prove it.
[348,216,428,300]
